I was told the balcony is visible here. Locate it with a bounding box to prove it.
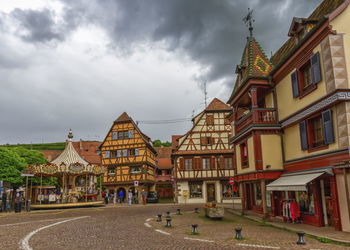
[235,108,277,134]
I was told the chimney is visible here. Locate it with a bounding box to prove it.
[79,139,83,150]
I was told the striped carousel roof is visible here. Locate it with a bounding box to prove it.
[51,129,89,166]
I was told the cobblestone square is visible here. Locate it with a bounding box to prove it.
[0,204,349,250]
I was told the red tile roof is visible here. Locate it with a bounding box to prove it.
[205,98,231,111]
[172,149,234,155]
[155,147,173,169]
[40,141,101,165]
[270,0,345,66]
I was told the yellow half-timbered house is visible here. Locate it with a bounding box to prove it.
[100,112,157,200]
[172,98,236,204]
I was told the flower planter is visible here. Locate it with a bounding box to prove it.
[204,207,224,219]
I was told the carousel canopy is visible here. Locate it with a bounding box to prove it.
[27,129,104,176]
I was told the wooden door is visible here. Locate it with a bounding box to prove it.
[324,180,334,226]
[206,184,216,202]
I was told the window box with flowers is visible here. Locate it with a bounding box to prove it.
[204,201,224,219]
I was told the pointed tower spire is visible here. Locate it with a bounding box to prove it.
[243,8,255,38]
[68,129,73,140]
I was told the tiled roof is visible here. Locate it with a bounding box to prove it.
[205,98,231,111]
[155,147,172,158]
[72,141,101,165]
[114,112,132,123]
[172,149,234,155]
[156,158,173,169]
[155,147,173,169]
[41,141,101,165]
[270,0,345,66]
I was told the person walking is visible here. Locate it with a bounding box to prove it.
[128,190,132,206]
[113,192,117,204]
[118,189,123,203]
[141,189,147,205]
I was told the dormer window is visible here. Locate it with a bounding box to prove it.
[288,17,318,43]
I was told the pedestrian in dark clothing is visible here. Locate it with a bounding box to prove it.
[104,192,109,204]
[2,192,7,212]
[119,190,123,203]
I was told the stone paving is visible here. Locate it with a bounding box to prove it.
[0,204,349,249]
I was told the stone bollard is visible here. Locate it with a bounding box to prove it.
[296,231,306,245]
[157,214,162,222]
[177,208,181,215]
[194,207,199,213]
[235,227,243,240]
[165,217,172,227]
[191,224,198,234]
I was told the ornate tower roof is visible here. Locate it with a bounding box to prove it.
[51,129,89,166]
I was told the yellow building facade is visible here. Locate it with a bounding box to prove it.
[228,0,350,232]
[100,112,157,201]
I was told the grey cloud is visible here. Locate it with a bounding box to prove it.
[11,8,64,42]
[58,0,320,88]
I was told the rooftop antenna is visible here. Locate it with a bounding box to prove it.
[204,81,208,108]
[243,8,254,38]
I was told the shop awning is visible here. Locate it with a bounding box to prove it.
[266,172,324,191]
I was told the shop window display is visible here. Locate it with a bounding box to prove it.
[295,187,315,215]
[222,182,239,198]
[254,183,262,206]
[189,182,203,198]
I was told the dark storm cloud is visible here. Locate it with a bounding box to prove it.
[8,0,320,86]
[57,0,320,86]
[11,8,64,42]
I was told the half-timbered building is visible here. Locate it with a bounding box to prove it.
[172,98,236,204]
[100,112,157,200]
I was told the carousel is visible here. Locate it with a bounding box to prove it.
[26,130,105,209]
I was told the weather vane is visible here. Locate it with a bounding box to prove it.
[243,8,255,38]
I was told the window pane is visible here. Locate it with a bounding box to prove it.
[189,183,202,198]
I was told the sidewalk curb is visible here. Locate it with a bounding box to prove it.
[225,208,350,246]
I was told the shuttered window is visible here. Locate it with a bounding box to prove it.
[322,109,335,144]
[311,52,322,84]
[299,109,334,151]
[135,148,140,156]
[179,158,184,170]
[299,120,308,150]
[105,151,110,159]
[112,132,118,140]
[206,115,214,125]
[210,157,216,169]
[291,71,299,98]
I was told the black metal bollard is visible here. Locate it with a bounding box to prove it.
[177,208,181,215]
[296,231,306,245]
[194,207,199,213]
[191,224,198,234]
[157,214,162,222]
[166,211,170,216]
[235,227,243,240]
[165,217,172,227]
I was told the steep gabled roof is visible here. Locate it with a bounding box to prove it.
[205,98,231,111]
[270,0,345,66]
[114,112,132,123]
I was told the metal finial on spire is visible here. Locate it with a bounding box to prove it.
[243,8,255,38]
[68,129,73,139]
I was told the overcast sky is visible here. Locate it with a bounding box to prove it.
[0,0,321,144]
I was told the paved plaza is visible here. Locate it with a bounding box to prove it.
[0,204,349,250]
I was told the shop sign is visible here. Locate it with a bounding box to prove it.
[134,181,139,187]
[229,177,234,185]
[69,164,84,173]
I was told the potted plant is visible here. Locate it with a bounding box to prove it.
[204,201,224,219]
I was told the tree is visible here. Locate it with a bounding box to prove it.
[0,148,26,188]
[153,140,172,147]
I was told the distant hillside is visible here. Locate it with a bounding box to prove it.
[0,142,66,150]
